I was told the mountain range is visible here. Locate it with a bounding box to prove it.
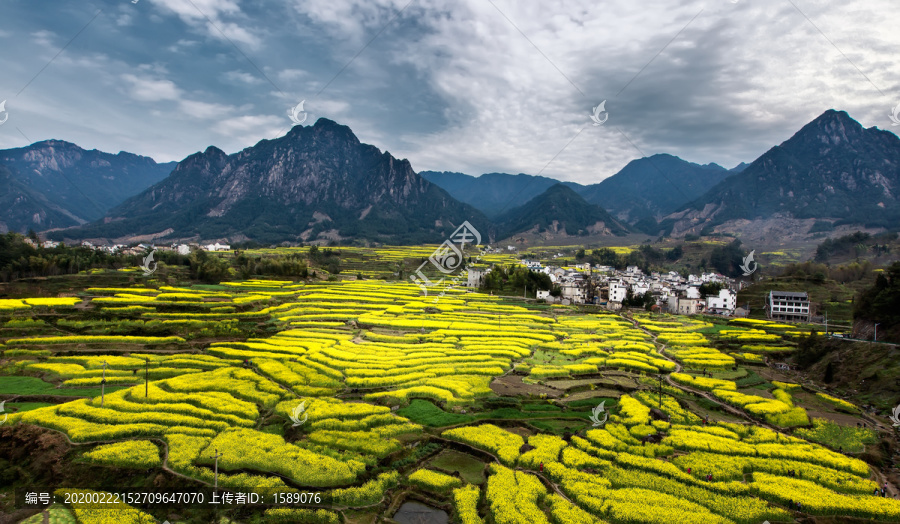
[495,184,629,239]
[4,109,898,245]
[422,155,742,232]
[51,119,490,245]
[662,110,900,237]
[418,171,583,218]
[0,140,175,234]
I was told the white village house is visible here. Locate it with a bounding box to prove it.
[706,288,737,315]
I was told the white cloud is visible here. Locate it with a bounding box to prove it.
[286,0,900,182]
[30,30,56,48]
[178,99,236,119]
[121,74,182,102]
[212,113,284,138]
[277,68,309,83]
[2,0,898,185]
[167,39,200,53]
[151,0,261,49]
[115,13,134,27]
[223,70,264,85]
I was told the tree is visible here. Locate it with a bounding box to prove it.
[698,282,724,298]
[642,291,655,311]
[666,245,683,261]
[591,248,619,268]
[189,250,232,283]
[708,239,745,277]
[852,261,900,343]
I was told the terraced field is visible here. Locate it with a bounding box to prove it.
[1,276,896,523]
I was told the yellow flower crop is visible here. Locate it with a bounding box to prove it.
[453,484,484,524]
[408,468,463,493]
[443,425,523,466]
[815,392,860,413]
[83,440,161,469]
[485,464,549,524]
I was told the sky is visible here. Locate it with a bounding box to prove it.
[0,0,898,185]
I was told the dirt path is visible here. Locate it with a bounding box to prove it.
[624,313,900,498]
[871,464,899,499]
[623,315,786,432]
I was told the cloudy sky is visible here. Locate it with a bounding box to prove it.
[0,0,897,184]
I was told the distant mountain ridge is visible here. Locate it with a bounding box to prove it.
[419,171,583,218]
[422,154,735,230]
[53,119,490,245]
[578,154,733,226]
[663,110,900,236]
[27,109,900,246]
[0,140,175,234]
[496,184,630,239]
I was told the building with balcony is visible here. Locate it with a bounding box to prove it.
[766,291,811,322]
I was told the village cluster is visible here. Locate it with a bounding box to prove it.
[24,238,231,255]
[470,258,814,323]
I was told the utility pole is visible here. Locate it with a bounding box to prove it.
[100,360,108,407]
[212,449,223,491]
[875,323,881,342]
[824,310,828,336]
[145,358,150,397]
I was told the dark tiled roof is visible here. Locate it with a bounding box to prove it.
[769,291,809,299]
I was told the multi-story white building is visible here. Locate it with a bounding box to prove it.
[632,282,651,296]
[767,291,811,322]
[706,288,737,314]
[608,280,628,305]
